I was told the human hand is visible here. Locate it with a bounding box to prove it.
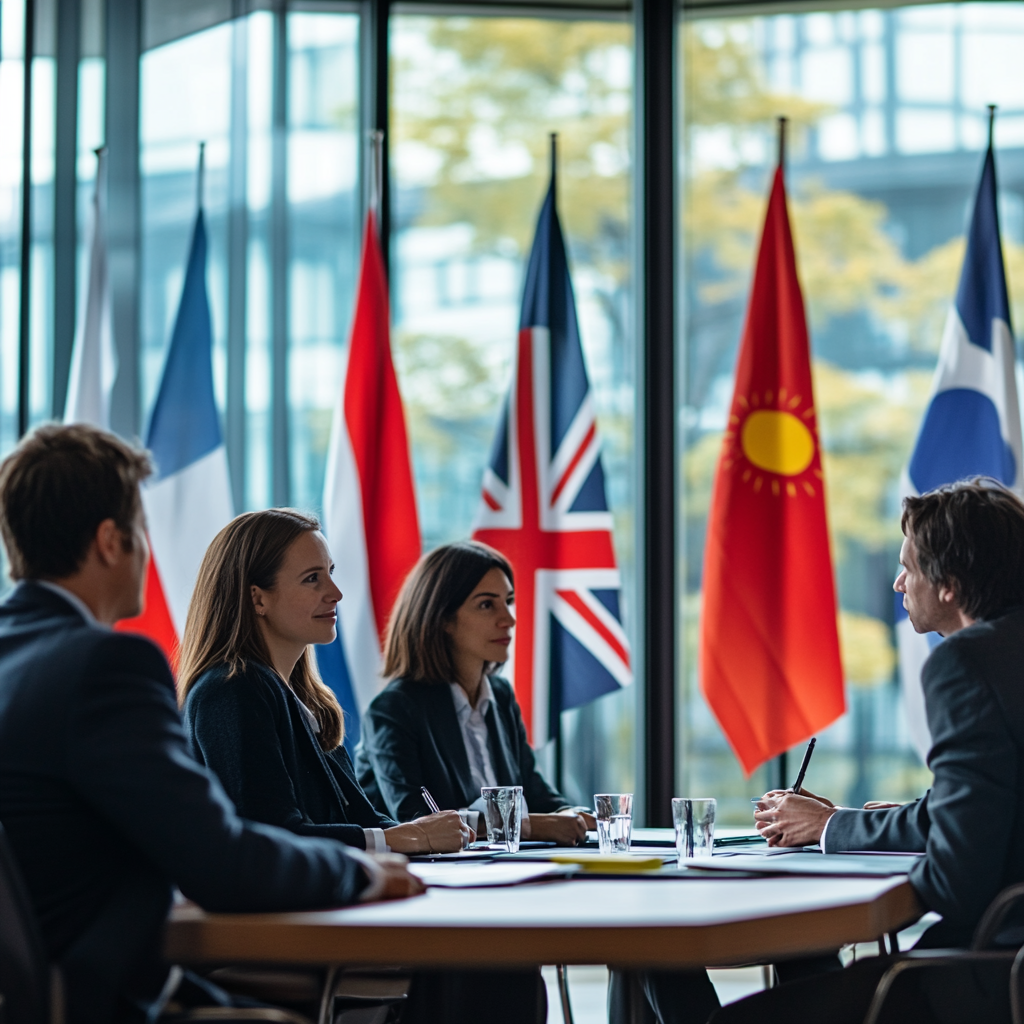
[385,811,473,854]
[757,787,834,810]
[579,812,597,831]
[527,812,587,846]
[753,792,836,848]
[863,801,901,810]
[370,853,427,901]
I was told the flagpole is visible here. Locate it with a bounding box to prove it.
[771,114,790,795]
[197,141,206,212]
[988,105,997,150]
[368,129,384,224]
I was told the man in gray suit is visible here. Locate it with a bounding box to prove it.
[725,478,1024,1022]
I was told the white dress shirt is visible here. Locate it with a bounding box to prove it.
[450,677,499,797]
[35,580,103,627]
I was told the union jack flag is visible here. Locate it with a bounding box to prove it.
[472,169,632,747]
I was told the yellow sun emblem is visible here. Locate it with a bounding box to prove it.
[721,388,823,498]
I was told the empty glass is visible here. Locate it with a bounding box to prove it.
[673,797,716,860]
[594,793,633,853]
[481,786,523,853]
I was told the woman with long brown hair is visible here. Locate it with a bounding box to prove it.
[178,508,467,855]
[356,539,592,845]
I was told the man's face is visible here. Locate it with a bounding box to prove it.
[117,502,150,621]
[894,534,958,635]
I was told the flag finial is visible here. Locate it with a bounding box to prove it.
[988,105,997,150]
[196,141,206,211]
[369,129,385,224]
[777,116,788,172]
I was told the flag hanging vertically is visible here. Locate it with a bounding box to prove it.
[472,152,631,747]
[700,149,845,777]
[65,148,116,428]
[117,160,233,664]
[319,205,421,742]
[897,113,1022,761]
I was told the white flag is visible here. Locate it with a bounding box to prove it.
[65,148,117,428]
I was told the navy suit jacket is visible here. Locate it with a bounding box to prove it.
[0,583,372,1023]
[184,660,398,847]
[824,605,1024,947]
[355,675,566,821]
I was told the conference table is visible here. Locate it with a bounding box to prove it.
[165,847,921,972]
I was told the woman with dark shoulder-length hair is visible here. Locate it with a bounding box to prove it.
[178,508,468,855]
[356,539,592,846]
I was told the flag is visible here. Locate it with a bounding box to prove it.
[65,148,116,428]
[700,163,845,777]
[897,140,1022,760]
[319,209,421,742]
[116,208,233,664]
[471,170,631,747]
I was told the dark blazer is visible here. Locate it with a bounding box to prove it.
[0,582,372,1024]
[184,661,398,848]
[824,605,1024,946]
[355,675,567,821]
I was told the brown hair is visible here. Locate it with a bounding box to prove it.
[177,509,345,750]
[0,423,151,580]
[902,477,1024,621]
[383,540,514,683]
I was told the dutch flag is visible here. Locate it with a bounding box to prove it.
[117,188,233,660]
[318,208,421,747]
[897,131,1023,760]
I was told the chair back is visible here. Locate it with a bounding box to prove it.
[0,823,51,1024]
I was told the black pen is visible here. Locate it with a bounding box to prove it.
[790,737,816,793]
[421,786,442,813]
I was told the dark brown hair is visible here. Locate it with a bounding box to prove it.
[902,477,1024,621]
[0,423,151,580]
[177,509,345,750]
[383,540,514,683]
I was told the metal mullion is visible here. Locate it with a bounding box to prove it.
[18,0,36,438]
[52,0,80,420]
[360,0,390,272]
[270,2,290,505]
[227,4,250,511]
[106,0,141,439]
[636,0,676,828]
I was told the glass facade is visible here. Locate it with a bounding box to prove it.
[680,3,1024,823]
[3,0,1023,828]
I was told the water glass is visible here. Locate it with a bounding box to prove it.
[481,786,523,853]
[673,797,716,859]
[594,793,633,854]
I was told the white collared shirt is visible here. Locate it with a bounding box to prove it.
[450,677,499,796]
[34,580,104,628]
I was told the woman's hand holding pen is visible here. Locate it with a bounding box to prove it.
[384,811,474,854]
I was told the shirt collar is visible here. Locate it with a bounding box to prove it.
[449,676,493,719]
[33,581,102,627]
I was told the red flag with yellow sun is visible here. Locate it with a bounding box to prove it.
[700,159,845,777]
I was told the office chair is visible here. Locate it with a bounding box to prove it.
[863,882,1024,1024]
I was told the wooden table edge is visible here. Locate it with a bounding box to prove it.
[165,878,920,970]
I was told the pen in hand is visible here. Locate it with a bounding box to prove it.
[790,737,816,793]
[421,786,442,814]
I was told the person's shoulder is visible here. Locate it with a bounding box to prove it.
[367,677,445,715]
[488,674,516,705]
[186,660,281,711]
[941,606,1024,657]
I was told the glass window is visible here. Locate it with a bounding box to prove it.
[680,3,1024,824]
[391,13,637,805]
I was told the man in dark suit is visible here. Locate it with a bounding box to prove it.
[718,478,1024,1023]
[0,424,424,1023]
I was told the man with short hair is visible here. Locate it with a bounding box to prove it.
[0,424,423,1023]
[719,478,1024,1022]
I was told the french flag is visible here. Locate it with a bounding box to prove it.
[897,125,1022,759]
[318,208,421,745]
[117,201,233,663]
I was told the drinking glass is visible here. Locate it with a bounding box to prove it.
[673,797,716,860]
[594,793,633,853]
[481,786,523,853]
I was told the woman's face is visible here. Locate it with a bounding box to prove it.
[251,531,342,650]
[445,566,515,666]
